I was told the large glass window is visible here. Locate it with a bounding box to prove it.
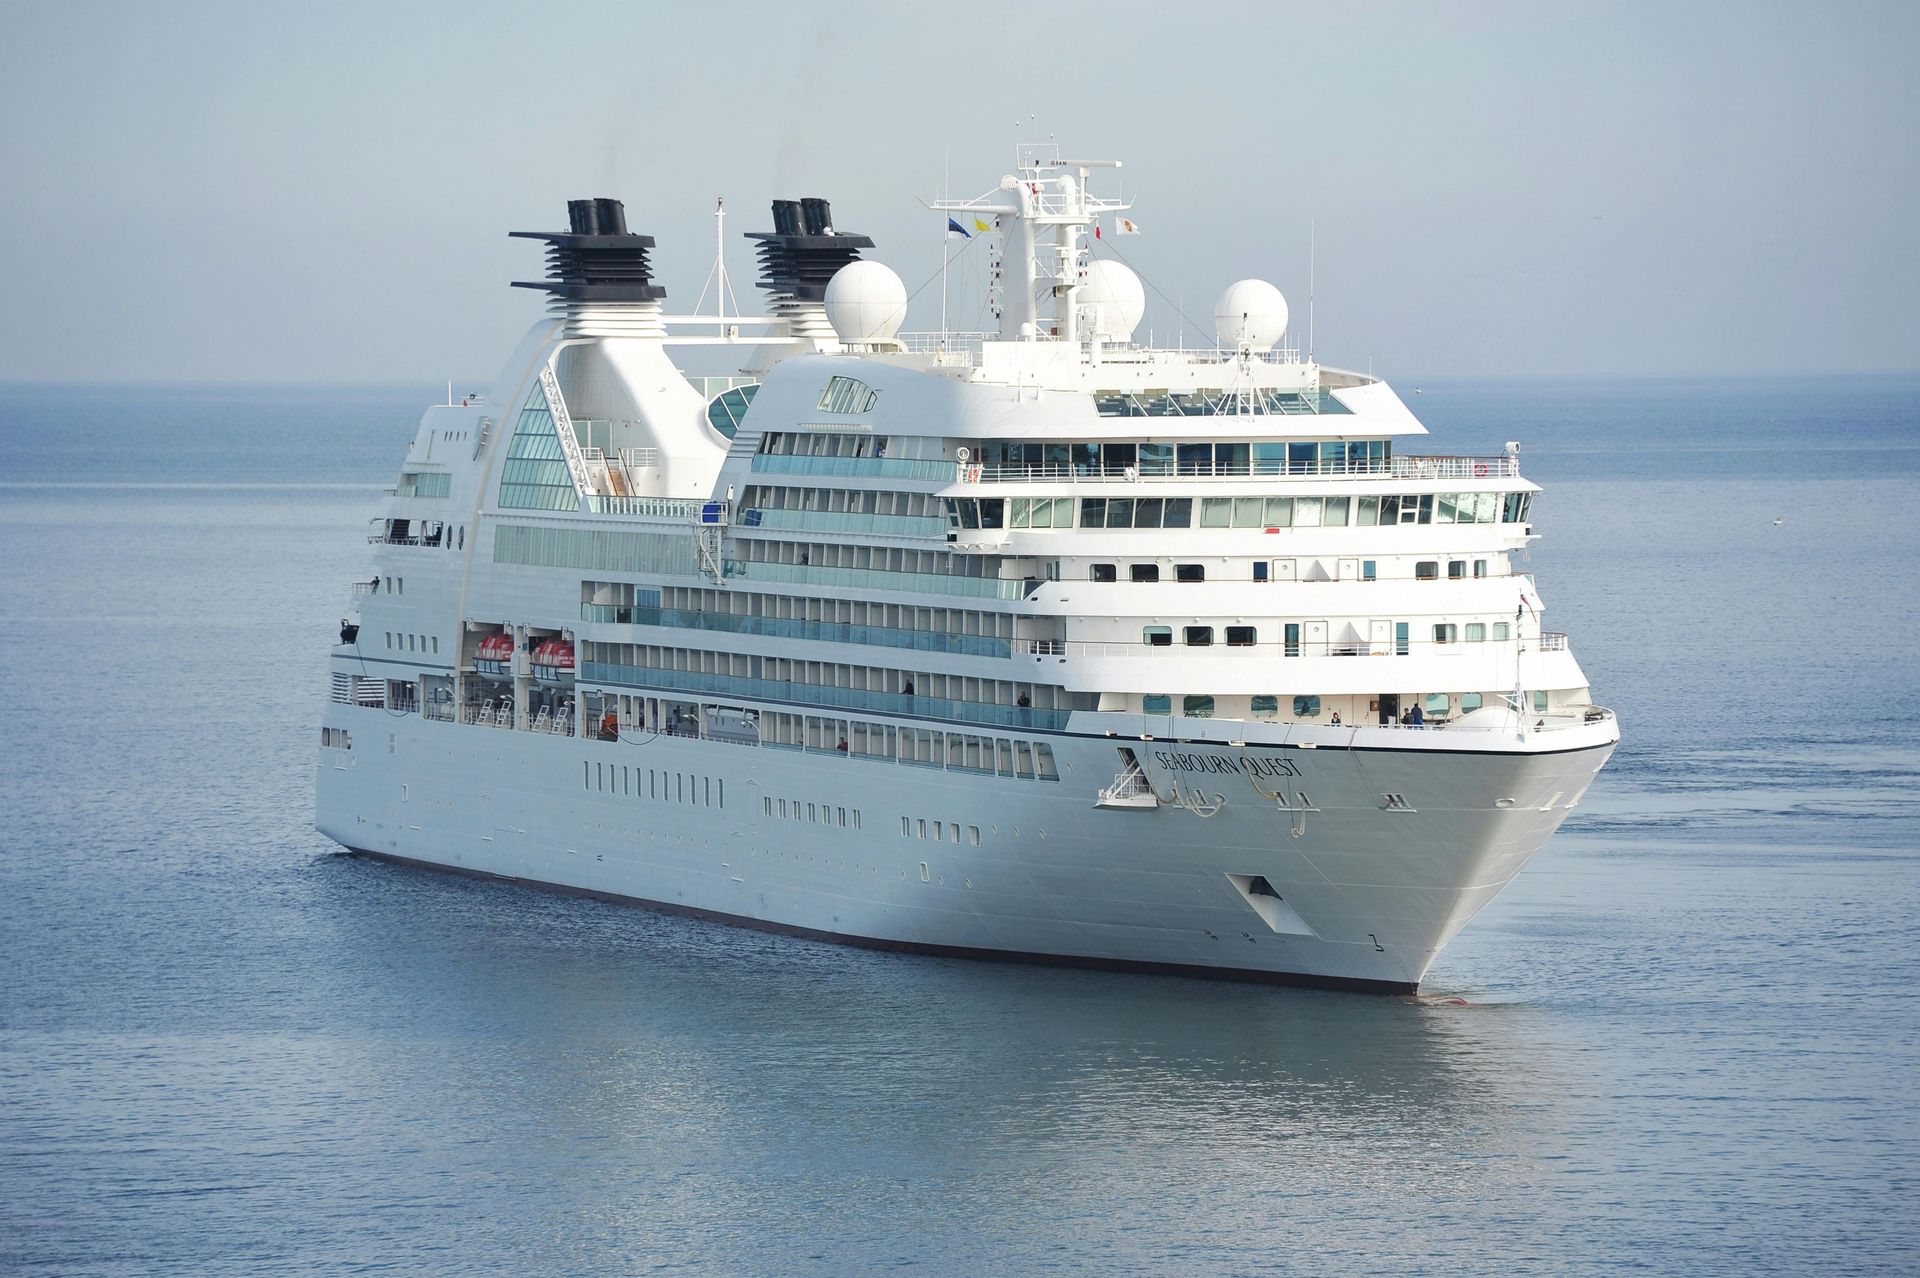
[1251,695,1279,716]
[1425,693,1452,716]
[1183,695,1215,718]
[1461,693,1484,712]
[498,381,581,512]
[817,376,878,413]
[1144,694,1172,714]
[1292,695,1321,717]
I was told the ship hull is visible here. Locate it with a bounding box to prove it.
[317,707,1615,992]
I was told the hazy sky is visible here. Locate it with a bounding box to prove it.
[2,0,1915,382]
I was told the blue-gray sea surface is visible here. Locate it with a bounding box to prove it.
[1,376,1916,1275]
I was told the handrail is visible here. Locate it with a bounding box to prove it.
[964,455,1517,484]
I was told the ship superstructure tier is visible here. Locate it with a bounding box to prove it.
[319,145,1619,993]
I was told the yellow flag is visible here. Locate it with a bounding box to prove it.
[974,217,991,233]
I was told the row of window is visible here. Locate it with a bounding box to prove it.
[385,631,440,655]
[397,471,452,498]
[763,795,865,829]
[755,711,1063,781]
[742,484,938,518]
[903,817,983,846]
[1088,557,1492,584]
[1143,620,1514,648]
[1142,690,1546,719]
[320,727,353,749]
[980,438,1376,473]
[972,491,1529,532]
[583,761,724,808]
[759,429,891,458]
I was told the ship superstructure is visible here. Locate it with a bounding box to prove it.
[318,146,1618,993]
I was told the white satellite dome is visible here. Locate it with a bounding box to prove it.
[1213,279,1289,351]
[824,260,908,346]
[1080,260,1146,342]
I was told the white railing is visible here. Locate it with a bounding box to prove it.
[967,454,1516,485]
[539,363,596,497]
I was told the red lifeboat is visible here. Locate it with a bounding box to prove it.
[531,639,575,672]
[475,632,515,664]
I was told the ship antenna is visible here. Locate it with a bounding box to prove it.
[1308,218,1316,365]
[715,196,727,327]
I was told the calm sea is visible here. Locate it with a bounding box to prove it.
[2,376,1916,1275]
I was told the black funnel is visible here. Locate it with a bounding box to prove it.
[800,197,833,236]
[594,198,627,235]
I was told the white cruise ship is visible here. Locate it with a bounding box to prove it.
[317,146,1619,993]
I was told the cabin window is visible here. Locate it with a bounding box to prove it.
[1090,563,1117,582]
[1426,693,1452,716]
[1466,623,1487,642]
[1144,694,1172,714]
[1395,622,1410,655]
[1184,626,1214,647]
[1292,696,1321,718]
[1493,622,1511,641]
[1361,559,1377,581]
[1461,693,1484,712]
[1130,563,1159,582]
[1226,626,1256,647]
[1433,624,1458,645]
[1251,695,1279,717]
[1143,626,1173,647]
[1182,695,1215,718]
[1284,623,1301,657]
[1449,560,1467,579]
[1533,690,1549,712]
[1416,561,1440,581]
[1474,559,1489,578]
[1176,564,1205,583]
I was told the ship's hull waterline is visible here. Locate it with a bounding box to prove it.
[318,709,1615,992]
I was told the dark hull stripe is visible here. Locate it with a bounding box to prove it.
[343,847,1419,996]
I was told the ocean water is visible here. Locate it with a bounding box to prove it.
[1,376,1916,1275]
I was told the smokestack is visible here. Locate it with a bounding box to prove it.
[567,200,599,235]
[771,199,802,236]
[594,198,627,235]
[800,197,833,236]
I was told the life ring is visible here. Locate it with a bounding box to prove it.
[1473,462,1488,477]
[965,464,983,483]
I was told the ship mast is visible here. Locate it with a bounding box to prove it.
[932,143,1129,344]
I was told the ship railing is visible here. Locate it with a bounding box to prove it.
[1019,634,1567,659]
[964,455,1517,484]
[897,332,991,367]
[350,580,377,595]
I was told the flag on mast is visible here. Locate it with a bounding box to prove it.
[1117,217,1139,235]
[946,217,971,239]
[974,217,991,233]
